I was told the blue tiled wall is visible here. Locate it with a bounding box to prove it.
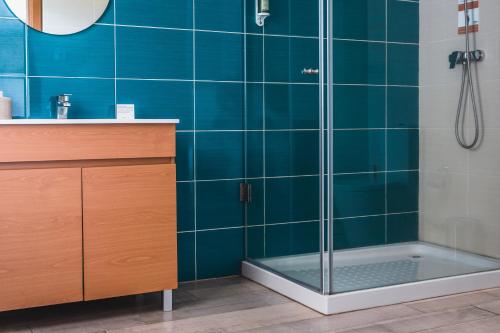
[332,0,420,249]
[245,0,322,258]
[0,0,247,282]
[0,0,419,281]
[245,0,420,258]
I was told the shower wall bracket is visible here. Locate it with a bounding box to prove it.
[255,0,270,26]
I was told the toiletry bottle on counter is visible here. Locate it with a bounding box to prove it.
[0,91,12,119]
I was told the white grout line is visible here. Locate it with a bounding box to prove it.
[262,17,267,258]
[385,0,389,245]
[176,128,419,133]
[13,75,420,89]
[24,21,29,118]
[176,169,420,184]
[177,210,420,234]
[243,0,249,260]
[192,0,198,281]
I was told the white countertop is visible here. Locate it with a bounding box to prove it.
[0,119,179,125]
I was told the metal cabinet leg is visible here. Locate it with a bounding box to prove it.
[163,290,173,312]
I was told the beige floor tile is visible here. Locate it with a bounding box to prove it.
[475,299,500,315]
[109,302,321,333]
[30,314,146,333]
[406,292,498,313]
[240,304,420,333]
[337,326,392,333]
[340,306,493,333]
[418,316,500,333]
[138,289,291,323]
[1,277,499,333]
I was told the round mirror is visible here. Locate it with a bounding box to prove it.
[5,0,110,35]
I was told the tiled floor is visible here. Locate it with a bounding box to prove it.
[1,277,500,333]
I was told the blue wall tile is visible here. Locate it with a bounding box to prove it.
[197,228,244,279]
[177,182,195,232]
[264,0,319,37]
[333,130,385,174]
[195,82,244,130]
[265,84,320,130]
[246,83,263,130]
[333,0,386,41]
[388,0,419,43]
[265,130,319,177]
[387,212,419,243]
[0,19,25,74]
[387,171,419,213]
[333,40,386,85]
[266,221,320,257]
[196,180,244,230]
[196,131,244,180]
[333,86,385,129]
[266,176,320,224]
[117,80,194,130]
[333,216,386,250]
[117,27,193,80]
[264,36,319,83]
[334,173,385,218]
[195,0,243,32]
[246,132,263,178]
[246,34,263,82]
[387,43,419,86]
[387,87,419,128]
[28,25,114,77]
[196,31,243,81]
[116,0,192,29]
[247,179,264,226]
[29,78,115,118]
[176,132,195,181]
[178,232,196,282]
[247,226,265,259]
[387,129,419,170]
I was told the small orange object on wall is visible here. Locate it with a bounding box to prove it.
[458,0,479,34]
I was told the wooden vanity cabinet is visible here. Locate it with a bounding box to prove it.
[0,168,83,312]
[0,123,177,312]
[83,164,177,300]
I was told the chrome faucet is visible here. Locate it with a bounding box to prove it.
[57,94,71,119]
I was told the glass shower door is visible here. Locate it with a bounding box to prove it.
[327,0,500,295]
[244,0,325,291]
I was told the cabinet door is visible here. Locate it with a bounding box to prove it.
[0,168,83,311]
[83,164,177,300]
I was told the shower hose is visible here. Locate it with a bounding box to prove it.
[455,0,481,150]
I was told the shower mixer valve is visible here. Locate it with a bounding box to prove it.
[449,50,484,69]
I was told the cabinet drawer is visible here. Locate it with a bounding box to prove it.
[82,164,177,300]
[0,168,83,311]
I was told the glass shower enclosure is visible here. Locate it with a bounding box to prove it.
[243,0,500,314]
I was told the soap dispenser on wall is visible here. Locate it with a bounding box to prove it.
[256,0,270,26]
